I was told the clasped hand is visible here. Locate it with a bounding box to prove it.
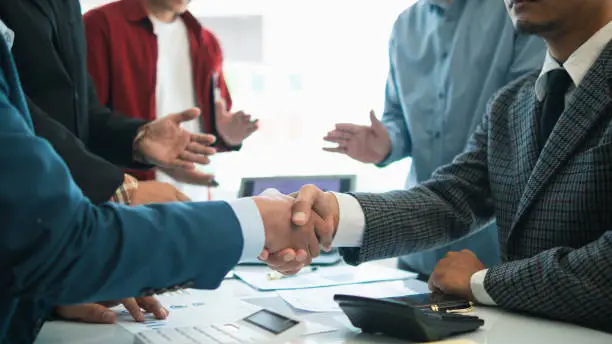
[254,186,339,275]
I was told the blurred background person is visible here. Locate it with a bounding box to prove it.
[84,0,259,200]
[323,0,546,278]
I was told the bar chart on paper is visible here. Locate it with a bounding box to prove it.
[114,290,260,334]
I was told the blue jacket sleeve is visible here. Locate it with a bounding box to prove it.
[0,72,244,305]
[378,22,412,167]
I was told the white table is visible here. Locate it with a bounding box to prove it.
[35,261,612,344]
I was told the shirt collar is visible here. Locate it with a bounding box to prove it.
[0,19,14,50]
[427,0,452,11]
[535,20,612,101]
[120,0,203,39]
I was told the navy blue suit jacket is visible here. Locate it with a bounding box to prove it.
[0,39,244,342]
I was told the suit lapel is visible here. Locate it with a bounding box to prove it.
[510,44,612,233]
[29,0,71,75]
[511,92,540,199]
[0,38,33,128]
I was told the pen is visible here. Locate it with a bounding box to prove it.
[266,266,319,280]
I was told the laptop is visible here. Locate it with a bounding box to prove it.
[238,175,356,265]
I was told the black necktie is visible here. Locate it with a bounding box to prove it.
[539,69,572,148]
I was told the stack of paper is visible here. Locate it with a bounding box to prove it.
[234,264,417,291]
[277,281,418,312]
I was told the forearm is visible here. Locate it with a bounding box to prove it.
[378,114,411,167]
[340,182,494,265]
[87,106,149,169]
[484,232,612,331]
[0,135,243,305]
[85,75,151,169]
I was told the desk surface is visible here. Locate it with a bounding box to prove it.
[36,262,612,344]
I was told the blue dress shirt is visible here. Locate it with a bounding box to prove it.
[378,0,546,274]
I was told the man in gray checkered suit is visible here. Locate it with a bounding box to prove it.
[261,0,612,332]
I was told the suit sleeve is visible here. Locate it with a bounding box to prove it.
[0,84,243,305]
[377,21,411,167]
[83,9,111,107]
[340,96,496,265]
[483,234,612,331]
[86,74,152,169]
[27,97,123,204]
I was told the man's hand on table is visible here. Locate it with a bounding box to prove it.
[257,185,340,275]
[55,297,167,324]
[428,249,485,300]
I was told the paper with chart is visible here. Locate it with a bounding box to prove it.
[114,291,259,334]
[114,289,336,336]
[234,264,417,291]
[277,280,419,312]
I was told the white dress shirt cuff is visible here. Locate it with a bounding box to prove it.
[228,198,265,263]
[331,192,365,247]
[470,269,497,306]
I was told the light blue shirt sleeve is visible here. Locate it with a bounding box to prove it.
[228,198,266,262]
[378,23,412,167]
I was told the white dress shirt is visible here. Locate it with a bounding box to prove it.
[0,19,14,50]
[331,20,612,306]
[149,16,211,200]
[228,199,265,262]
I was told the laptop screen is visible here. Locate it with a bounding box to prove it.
[239,176,354,197]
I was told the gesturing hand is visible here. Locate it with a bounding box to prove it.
[135,108,217,170]
[215,100,258,147]
[428,250,485,300]
[55,297,167,324]
[323,111,391,164]
[259,185,339,275]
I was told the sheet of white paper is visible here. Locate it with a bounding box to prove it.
[134,320,336,344]
[234,265,417,291]
[302,321,338,336]
[277,281,418,312]
[114,291,260,334]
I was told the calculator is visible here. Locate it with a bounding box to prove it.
[136,309,306,344]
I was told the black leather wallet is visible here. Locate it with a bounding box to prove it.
[334,293,484,342]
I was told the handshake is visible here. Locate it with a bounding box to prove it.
[252,185,340,275]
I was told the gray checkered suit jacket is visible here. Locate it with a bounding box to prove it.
[341,43,612,332]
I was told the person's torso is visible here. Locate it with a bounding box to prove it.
[486,70,612,261]
[87,3,220,131]
[392,0,543,186]
[0,0,91,140]
[150,16,199,129]
[0,32,53,344]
